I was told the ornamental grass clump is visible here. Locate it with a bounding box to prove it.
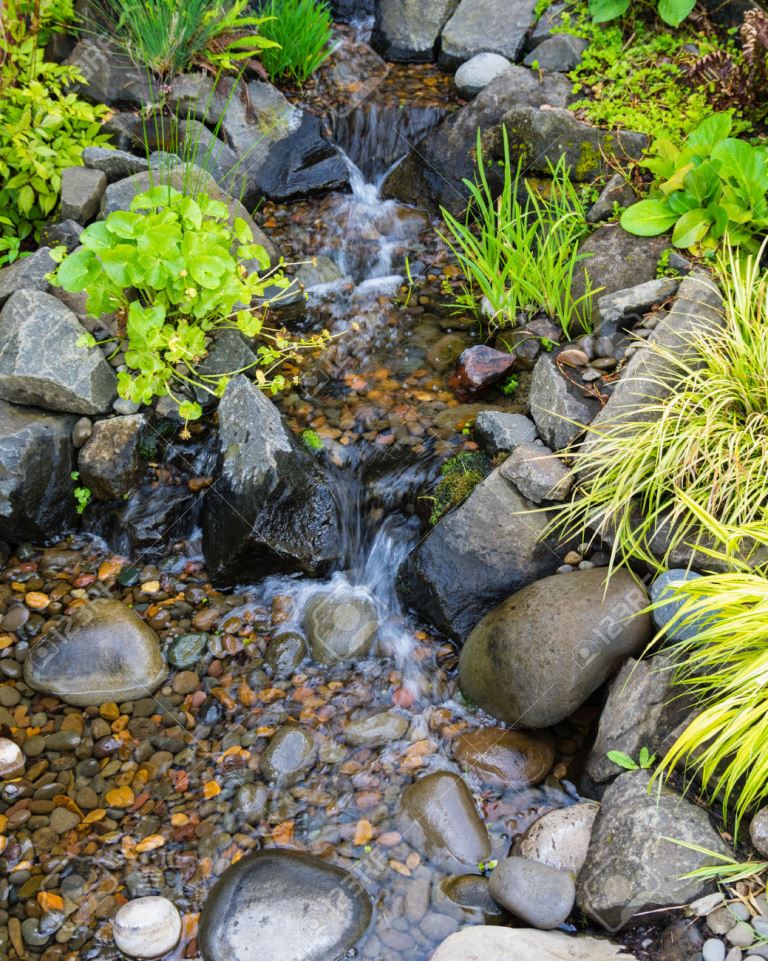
[440,128,596,338]
[551,239,768,571]
[256,0,333,86]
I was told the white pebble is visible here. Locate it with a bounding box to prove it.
[0,737,24,778]
[703,939,726,961]
[113,896,182,959]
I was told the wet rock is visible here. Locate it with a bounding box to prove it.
[397,462,558,639]
[399,771,491,870]
[202,376,340,583]
[295,255,344,290]
[459,568,651,728]
[381,67,572,213]
[372,0,459,61]
[261,725,317,784]
[303,583,378,663]
[585,655,691,786]
[440,0,538,68]
[198,850,372,961]
[750,808,768,857]
[0,738,24,778]
[454,727,555,787]
[114,486,196,560]
[60,166,107,224]
[71,416,93,449]
[489,857,575,928]
[587,172,638,223]
[650,569,707,641]
[0,247,55,307]
[528,352,599,451]
[571,224,671,328]
[265,631,307,676]
[513,802,599,875]
[0,290,117,414]
[500,441,572,503]
[23,599,166,706]
[39,219,83,252]
[78,414,145,500]
[442,874,503,914]
[474,411,537,454]
[112,897,182,959]
[523,33,588,71]
[234,782,268,823]
[0,400,77,542]
[454,52,513,98]
[344,711,409,747]
[82,146,149,181]
[577,770,730,930]
[597,277,680,336]
[431,926,638,960]
[449,345,517,399]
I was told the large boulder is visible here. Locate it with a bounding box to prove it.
[201,376,341,583]
[576,770,730,930]
[372,0,460,62]
[527,353,600,452]
[0,290,117,415]
[396,462,560,639]
[399,771,491,870]
[0,247,56,307]
[198,850,372,961]
[66,39,151,106]
[0,400,77,542]
[23,599,166,706]
[459,568,651,728]
[431,926,638,960]
[381,66,572,213]
[439,0,538,68]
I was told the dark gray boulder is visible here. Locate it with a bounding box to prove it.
[111,486,197,559]
[0,400,77,542]
[78,414,146,500]
[201,376,341,584]
[459,568,651,728]
[0,290,117,415]
[576,770,730,930]
[527,353,600,451]
[60,166,107,225]
[372,0,460,62]
[198,850,372,961]
[381,66,572,213]
[523,33,588,71]
[66,39,151,106]
[82,146,149,181]
[439,0,538,68]
[397,461,559,638]
[23,599,166,706]
[0,248,55,307]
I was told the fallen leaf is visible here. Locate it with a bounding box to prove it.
[202,781,220,799]
[353,819,373,846]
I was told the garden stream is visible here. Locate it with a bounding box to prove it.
[0,70,594,961]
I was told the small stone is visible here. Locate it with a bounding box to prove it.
[167,633,208,670]
[343,711,409,748]
[489,856,575,929]
[750,808,768,857]
[60,167,107,224]
[172,671,199,695]
[112,896,182,959]
[72,416,93,448]
[261,725,317,784]
[557,347,589,367]
[474,411,537,455]
[454,52,513,98]
[0,737,24,778]
[703,940,727,961]
[49,807,80,833]
[303,585,378,663]
[689,893,725,917]
[727,923,755,948]
[449,345,516,400]
[500,441,572,504]
[523,32,588,71]
[264,631,307,676]
[453,727,555,787]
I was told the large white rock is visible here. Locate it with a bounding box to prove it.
[113,897,182,959]
[0,737,24,778]
[430,926,638,960]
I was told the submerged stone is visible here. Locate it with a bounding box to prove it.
[454,727,555,787]
[198,850,372,961]
[303,584,379,663]
[261,725,317,784]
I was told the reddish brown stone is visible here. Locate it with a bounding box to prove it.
[449,346,516,399]
[454,727,556,787]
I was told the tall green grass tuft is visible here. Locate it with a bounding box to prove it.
[99,0,278,79]
[550,240,768,571]
[439,127,596,337]
[256,0,333,86]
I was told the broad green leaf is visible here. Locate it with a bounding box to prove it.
[106,210,141,239]
[80,220,113,252]
[671,207,712,248]
[620,199,678,236]
[657,0,695,26]
[686,113,732,155]
[589,0,629,21]
[55,248,99,291]
[606,750,639,770]
[233,217,253,244]
[178,400,203,421]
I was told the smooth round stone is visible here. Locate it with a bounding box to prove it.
[399,771,491,871]
[303,585,378,663]
[650,569,706,641]
[50,807,80,833]
[750,807,768,857]
[198,850,372,961]
[265,631,307,676]
[113,896,182,959]
[454,52,513,98]
[167,633,208,670]
[71,417,93,448]
[0,738,24,778]
[343,711,409,748]
[261,725,317,784]
[454,727,555,787]
[234,783,268,823]
[442,874,504,914]
[488,856,575,929]
[21,917,50,947]
[703,939,727,961]
[23,599,167,706]
[513,802,600,876]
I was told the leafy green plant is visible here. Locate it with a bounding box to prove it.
[301,428,324,453]
[606,746,656,770]
[550,240,768,571]
[51,185,328,421]
[621,112,768,254]
[440,128,596,337]
[0,0,111,264]
[589,0,693,27]
[670,840,768,883]
[71,473,92,514]
[98,0,279,79]
[256,0,333,86]
[499,375,520,396]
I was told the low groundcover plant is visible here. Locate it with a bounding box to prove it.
[51,185,328,421]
